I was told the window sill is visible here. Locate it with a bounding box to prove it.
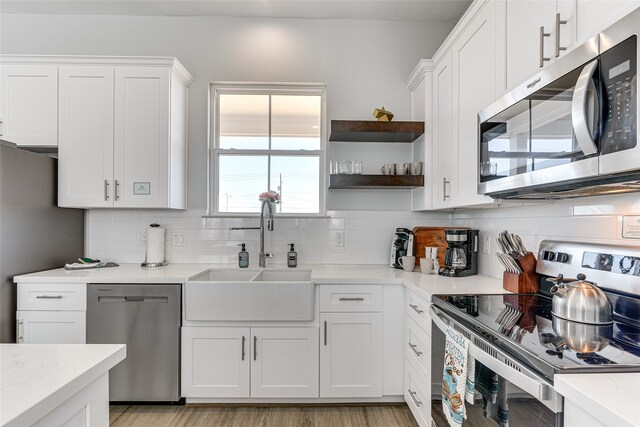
[203,213,331,219]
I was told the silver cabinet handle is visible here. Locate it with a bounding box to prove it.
[16,319,24,343]
[339,297,364,301]
[408,389,423,407]
[114,180,120,201]
[324,321,327,346]
[241,336,246,361]
[409,304,424,314]
[571,59,600,156]
[253,335,257,361]
[555,13,567,57]
[104,180,110,201]
[442,178,450,201]
[409,342,423,356]
[539,26,551,67]
[36,295,63,299]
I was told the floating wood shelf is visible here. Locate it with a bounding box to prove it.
[329,120,424,143]
[329,174,424,189]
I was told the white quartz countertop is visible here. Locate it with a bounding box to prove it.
[0,344,126,427]
[13,263,508,299]
[555,373,640,427]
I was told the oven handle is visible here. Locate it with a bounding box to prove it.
[571,59,600,156]
[429,305,553,404]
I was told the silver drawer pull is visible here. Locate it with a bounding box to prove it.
[408,389,423,407]
[241,336,246,361]
[36,295,63,299]
[409,342,423,356]
[339,297,364,301]
[409,304,424,314]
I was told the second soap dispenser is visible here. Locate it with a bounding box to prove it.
[287,243,297,268]
[238,243,249,268]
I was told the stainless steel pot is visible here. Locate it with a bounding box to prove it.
[552,316,613,353]
[550,273,613,324]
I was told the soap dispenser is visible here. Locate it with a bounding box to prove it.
[287,243,298,268]
[238,243,249,268]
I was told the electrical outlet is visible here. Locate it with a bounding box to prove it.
[335,231,345,248]
[483,235,491,254]
[171,230,185,246]
[139,229,147,246]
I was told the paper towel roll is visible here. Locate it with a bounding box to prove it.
[146,225,165,264]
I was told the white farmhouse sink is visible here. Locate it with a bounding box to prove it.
[185,269,314,321]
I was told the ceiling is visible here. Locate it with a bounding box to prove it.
[0,0,472,22]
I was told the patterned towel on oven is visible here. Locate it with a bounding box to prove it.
[475,362,510,427]
[442,327,470,427]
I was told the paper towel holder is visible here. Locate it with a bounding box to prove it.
[141,223,168,268]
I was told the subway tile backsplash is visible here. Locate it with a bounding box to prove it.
[85,193,640,278]
[86,209,452,266]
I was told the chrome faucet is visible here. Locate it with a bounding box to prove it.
[230,198,275,268]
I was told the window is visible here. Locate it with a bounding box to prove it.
[210,84,326,215]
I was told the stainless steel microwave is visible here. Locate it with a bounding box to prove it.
[478,9,640,199]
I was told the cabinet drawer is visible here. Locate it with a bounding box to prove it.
[18,283,86,311]
[319,284,382,312]
[404,356,431,427]
[406,291,430,331]
[405,316,431,377]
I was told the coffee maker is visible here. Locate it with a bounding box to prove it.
[390,228,415,269]
[439,229,479,277]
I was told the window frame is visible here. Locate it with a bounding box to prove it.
[208,82,327,217]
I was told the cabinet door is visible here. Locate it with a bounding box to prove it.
[0,65,58,147]
[113,67,170,208]
[572,0,640,46]
[505,0,557,89]
[432,52,453,209]
[181,327,250,398]
[251,327,319,398]
[451,2,499,207]
[17,311,85,344]
[58,66,115,208]
[320,312,382,398]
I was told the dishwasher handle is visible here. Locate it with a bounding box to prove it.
[97,296,169,303]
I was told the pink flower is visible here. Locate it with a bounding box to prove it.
[258,191,280,204]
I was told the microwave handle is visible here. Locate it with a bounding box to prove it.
[571,59,599,156]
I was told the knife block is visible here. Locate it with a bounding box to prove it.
[503,252,540,293]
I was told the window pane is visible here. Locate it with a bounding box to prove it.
[270,156,320,213]
[271,95,321,150]
[218,155,268,212]
[219,94,269,149]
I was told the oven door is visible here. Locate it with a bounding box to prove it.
[478,36,600,198]
[430,306,563,427]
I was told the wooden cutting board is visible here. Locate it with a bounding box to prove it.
[412,226,470,266]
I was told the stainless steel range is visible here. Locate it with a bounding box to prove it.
[429,241,640,426]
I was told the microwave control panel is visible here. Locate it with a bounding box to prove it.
[601,35,637,154]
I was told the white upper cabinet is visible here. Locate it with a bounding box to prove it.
[450,0,501,208]
[432,52,454,209]
[113,67,172,208]
[572,0,640,45]
[58,66,115,208]
[505,0,558,89]
[0,65,58,147]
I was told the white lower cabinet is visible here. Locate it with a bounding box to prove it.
[181,327,250,398]
[16,311,85,344]
[251,328,319,398]
[320,312,382,398]
[182,326,319,398]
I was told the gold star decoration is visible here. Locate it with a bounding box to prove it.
[372,106,394,122]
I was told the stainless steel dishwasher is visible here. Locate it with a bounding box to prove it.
[87,283,181,402]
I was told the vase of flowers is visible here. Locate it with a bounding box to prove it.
[258,191,280,204]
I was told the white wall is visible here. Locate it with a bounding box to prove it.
[454,193,640,279]
[0,13,455,212]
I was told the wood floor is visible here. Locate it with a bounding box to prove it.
[109,404,419,427]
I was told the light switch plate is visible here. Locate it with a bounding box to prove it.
[171,230,185,246]
[482,235,491,254]
[139,229,147,246]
